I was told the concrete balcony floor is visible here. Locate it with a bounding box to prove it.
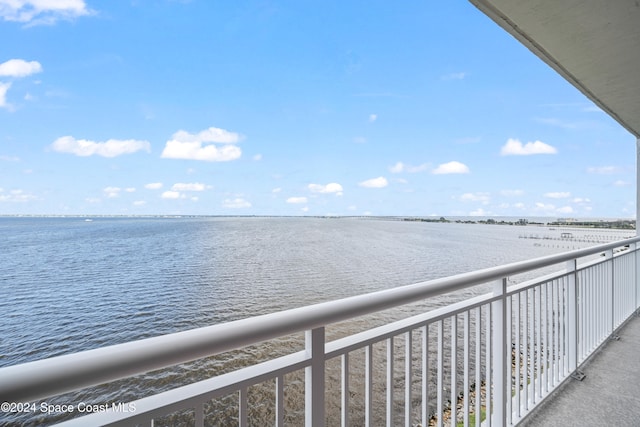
[521,314,640,427]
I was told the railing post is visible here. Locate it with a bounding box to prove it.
[606,249,615,332]
[566,259,577,372]
[306,327,325,427]
[492,278,507,427]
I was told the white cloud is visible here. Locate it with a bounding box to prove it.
[161,127,242,162]
[0,188,36,202]
[0,59,42,77]
[51,136,151,157]
[253,154,262,161]
[0,154,19,162]
[171,182,209,192]
[587,166,622,174]
[0,82,12,110]
[103,186,121,198]
[133,200,147,206]
[145,182,163,190]
[223,198,251,208]
[500,138,557,156]
[161,191,181,199]
[500,189,524,197]
[353,136,366,144]
[389,161,428,174]
[125,187,135,193]
[544,192,571,199]
[308,183,343,195]
[369,114,377,123]
[286,196,308,204]
[572,197,591,203]
[534,202,556,212]
[613,180,630,187]
[358,176,388,188]
[557,206,574,214]
[272,187,282,193]
[301,206,309,212]
[469,208,489,216]
[459,192,490,204]
[0,0,92,25]
[432,161,470,174]
[389,162,404,173]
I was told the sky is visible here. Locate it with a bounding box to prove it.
[0,0,636,218]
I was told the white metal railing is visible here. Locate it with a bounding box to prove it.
[1,237,639,426]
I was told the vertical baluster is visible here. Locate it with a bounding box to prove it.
[485,304,492,427]
[451,314,457,427]
[536,285,541,402]
[506,295,512,426]
[365,344,373,427]
[405,331,413,427]
[475,307,481,427]
[341,354,349,427]
[422,324,430,427]
[522,290,528,409]
[239,387,248,427]
[387,337,394,427]
[514,293,521,419]
[195,402,204,427]
[437,320,444,427]
[276,375,284,427]
[464,311,470,427]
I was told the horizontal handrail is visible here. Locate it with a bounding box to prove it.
[2,236,638,403]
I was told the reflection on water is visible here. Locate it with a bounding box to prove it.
[0,217,625,425]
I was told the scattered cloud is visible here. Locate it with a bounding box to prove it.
[572,197,591,204]
[133,200,146,206]
[161,127,242,162]
[500,138,557,156]
[171,182,209,192]
[534,117,599,130]
[0,82,12,110]
[432,161,470,174]
[0,154,20,162]
[103,187,121,198]
[358,176,388,188]
[286,196,308,204]
[353,136,367,144]
[459,192,490,204]
[161,191,181,199]
[145,182,163,190]
[369,114,377,123]
[0,59,42,77]
[500,189,524,197]
[0,188,36,202]
[0,0,93,25]
[389,161,428,174]
[557,206,574,214]
[587,166,622,174]
[469,208,490,216]
[308,182,343,195]
[272,187,282,193]
[253,154,262,161]
[51,136,151,157]
[544,192,571,199]
[223,198,251,208]
[613,180,630,187]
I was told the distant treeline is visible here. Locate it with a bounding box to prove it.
[402,217,636,229]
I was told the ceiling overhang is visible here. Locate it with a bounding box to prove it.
[470,0,640,138]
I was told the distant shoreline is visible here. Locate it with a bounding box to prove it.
[0,214,636,230]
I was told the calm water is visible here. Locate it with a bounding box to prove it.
[0,217,630,425]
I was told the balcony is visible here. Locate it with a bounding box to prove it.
[1,236,639,426]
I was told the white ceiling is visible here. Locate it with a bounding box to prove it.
[470,0,640,138]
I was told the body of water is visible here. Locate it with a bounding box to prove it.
[0,217,630,425]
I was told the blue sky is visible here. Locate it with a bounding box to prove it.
[0,0,635,217]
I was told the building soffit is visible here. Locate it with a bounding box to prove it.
[470,0,640,139]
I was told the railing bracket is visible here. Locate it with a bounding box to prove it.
[571,371,586,381]
[610,335,621,341]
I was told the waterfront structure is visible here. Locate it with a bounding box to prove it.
[2,1,640,426]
